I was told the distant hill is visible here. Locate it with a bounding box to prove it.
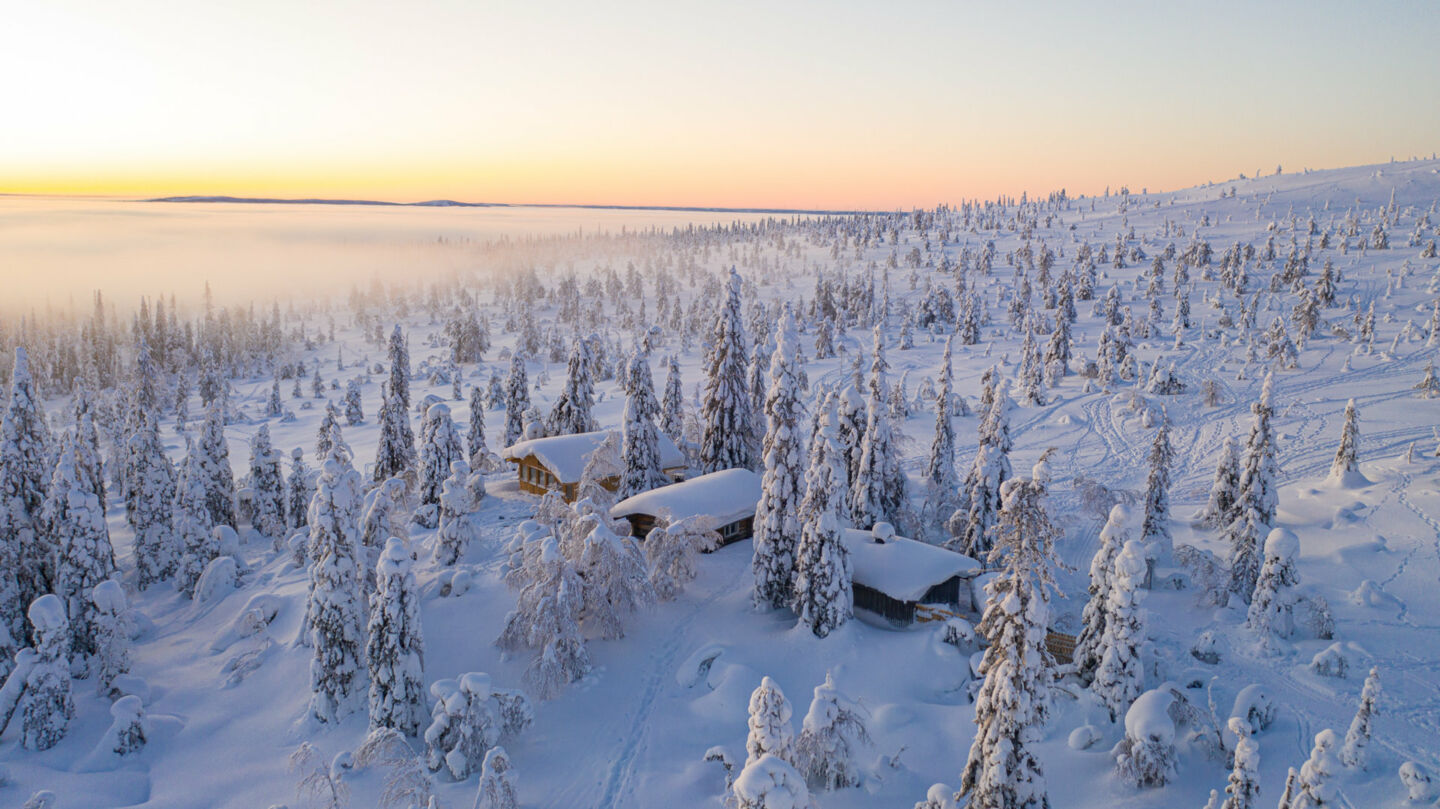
[147,195,873,215]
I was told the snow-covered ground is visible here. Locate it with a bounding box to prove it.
[3,157,1440,808]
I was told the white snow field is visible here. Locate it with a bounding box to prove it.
[3,157,1440,809]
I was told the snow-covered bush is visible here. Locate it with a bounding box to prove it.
[645,515,717,600]
[732,753,816,809]
[1310,644,1349,679]
[423,673,532,781]
[90,579,132,695]
[1399,761,1434,802]
[1229,684,1276,733]
[794,672,870,790]
[473,746,518,809]
[20,595,74,751]
[746,677,796,768]
[1113,688,1178,788]
[1341,667,1380,770]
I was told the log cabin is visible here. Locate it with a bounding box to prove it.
[841,523,982,625]
[609,468,762,549]
[501,430,686,502]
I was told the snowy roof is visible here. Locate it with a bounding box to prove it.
[841,528,981,602]
[501,429,684,483]
[610,468,762,526]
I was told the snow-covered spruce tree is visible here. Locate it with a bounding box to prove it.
[958,476,1062,809]
[619,349,667,499]
[419,402,464,508]
[287,448,312,531]
[1072,504,1131,684]
[1196,436,1241,529]
[752,307,807,611]
[1093,540,1149,721]
[793,398,852,638]
[660,354,686,446]
[424,673,533,781]
[46,435,116,664]
[1340,667,1379,770]
[388,324,412,411]
[1,346,53,637]
[370,383,409,484]
[949,442,1006,558]
[496,537,589,699]
[315,402,343,463]
[1228,372,1279,600]
[849,382,906,532]
[1328,399,1361,483]
[733,754,816,809]
[198,404,237,529]
[1246,528,1299,651]
[173,443,218,598]
[1289,729,1341,809]
[266,377,284,418]
[20,594,73,751]
[923,336,961,531]
[436,461,479,567]
[1114,688,1178,788]
[249,424,287,545]
[474,746,519,809]
[1277,768,1299,809]
[343,378,364,428]
[700,268,756,473]
[502,354,530,449]
[1218,717,1260,809]
[305,451,367,723]
[367,537,426,736]
[360,476,408,583]
[578,513,655,640]
[1140,418,1173,567]
[547,337,597,437]
[746,676,796,767]
[89,579,131,695]
[124,410,177,588]
[836,383,868,492]
[71,409,106,514]
[795,671,870,790]
[467,382,489,466]
[646,515,716,600]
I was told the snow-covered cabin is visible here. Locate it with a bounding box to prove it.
[501,430,686,502]
[842,524,981,625]
[609,468,762,548]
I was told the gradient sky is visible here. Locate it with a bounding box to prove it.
[3,0,1437,209]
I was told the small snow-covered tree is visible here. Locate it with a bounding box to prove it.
[752,307,807,611]
[344,378,365,426]
[419,403,464,508]
[1289,729,1341,809]
[436,461,479,566]
[495,537,590,700]
[660,354,686,446]
[849,383,906,531]
[1196,436,1240,529]
[733,754,816,809]
[20,595,73,751]
[474,746,518,809]
[89,579,131,695]
[793,398,852,639]
[1340,667,1379,770]
[1140,418,1173,565]
[619,349,667,498]
[374,381,416,483]
[173,443,218,598]
[1221,718,1260,809]
[502,355,530,448]
[423,673,533,781]
[198,404,237,529]
[646,515,716,600]
[1247,528,1299,651]
[1093,540,1149,721]
[367,538,426,736]
[306,451,367,723]
[360,477,409,588]
[1228,373,1279,600]
[578,514,655,640]
[795,672,870,790]
[1114,688,1178,788]
[124,411,177,588]
[467,383,489,465]
[547,337,597,437]
[1073,504,1131,684]
[1328,399,1361,483]
[250,424,287,544]
[287,448,312,530]
[923,336,960,530]
[47,435,116,662]
[959,476,1061,809]
[700,268,756,472]
[746,676,796,767]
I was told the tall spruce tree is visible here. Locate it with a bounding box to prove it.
[468,383,489,465]
[1072,505,1131,684]
[923,336,961,530]
[249,424,287,544]
[1140,418,1173,567]
[125,411,177,589]
[306,450,367,723]
[366,537,426,735]
[619,349,667,499]
[502,354,530,448]
[46,435,116,665]
[1228,373,1279,600]
[699,268,756,472]
[849,383,905,531]
[198,404,237,529]
[373,381,416,483]
[792,398,852,638]
[547,338,598,437]
[418,403,464,508]
[660,354,686,446]
[752,307,807,611]
[1,346,53,638]
[1092,540,1148,721]
[959,476,1061,809]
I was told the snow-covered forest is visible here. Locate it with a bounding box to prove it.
[2,158,1440,809]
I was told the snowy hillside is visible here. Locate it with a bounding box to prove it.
[2,157,1440,809]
